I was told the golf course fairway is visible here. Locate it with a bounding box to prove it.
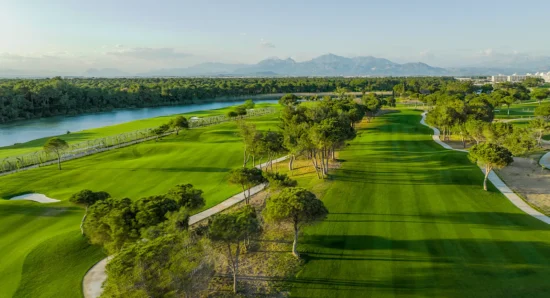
[0,110,280,298]
[291,110,550,297]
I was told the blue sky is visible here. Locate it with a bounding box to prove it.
[1,0,549,74]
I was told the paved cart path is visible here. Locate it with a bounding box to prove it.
[82,155,288,298]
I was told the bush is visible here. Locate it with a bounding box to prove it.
[264,172,297,189]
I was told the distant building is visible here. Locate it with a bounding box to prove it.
[535,72,550,82]
[491,75,509,83]
[490,73,549,83]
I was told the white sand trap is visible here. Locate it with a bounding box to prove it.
[10,193,60,203]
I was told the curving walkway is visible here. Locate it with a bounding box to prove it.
[82,155,288,298]
[421,112,550,225]
[541,151,550,169]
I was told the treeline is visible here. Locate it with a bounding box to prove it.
[0,76,453,123]
[424,82,549,155]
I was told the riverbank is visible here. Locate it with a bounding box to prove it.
[0,103,279,159]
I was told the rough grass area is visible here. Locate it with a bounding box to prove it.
[289,110,550,297]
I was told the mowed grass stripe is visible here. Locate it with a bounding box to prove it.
[291,110,550,298]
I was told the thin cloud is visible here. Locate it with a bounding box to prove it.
[259,39,275,49]
[105,47,192,60]
[419,50,435,60]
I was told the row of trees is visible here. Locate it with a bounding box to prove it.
[235,92,386,179]
[422,81,550,191]
[0,77,454,123]
[279,93,378,178]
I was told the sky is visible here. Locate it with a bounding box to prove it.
[1,0,550,74]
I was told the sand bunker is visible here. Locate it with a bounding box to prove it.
[10,193,60,203]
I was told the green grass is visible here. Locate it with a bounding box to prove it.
[0,103,277,159]
[0,112,279,207]
[494,101,547,119]
[0,109,280,298]
[290,110,550,297]
[0,201,105,298]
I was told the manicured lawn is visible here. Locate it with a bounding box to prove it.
[494,101,547,119]
[290,110,550,297]
[0,200,105,298]
[0,110,280,298]
[0,103,277,159]
[0,112,279,208]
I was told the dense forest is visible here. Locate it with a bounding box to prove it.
[0,77,454,123]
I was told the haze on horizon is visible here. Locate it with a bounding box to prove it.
[1,0,550,75]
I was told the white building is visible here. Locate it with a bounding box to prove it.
[490,73,550,83]
[535,72,550,83]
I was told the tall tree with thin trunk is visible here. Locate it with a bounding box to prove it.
[263,187,328,257]
[208,206,259,294]
[43,137,69,170]
[169,115,188,135]
[468,143,513,191]
[228,167,266,204]
[530,117,550,145]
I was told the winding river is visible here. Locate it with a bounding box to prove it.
[0,96,280,147]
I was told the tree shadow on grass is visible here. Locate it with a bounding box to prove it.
[323,211,550,231]
[301,234,550,268]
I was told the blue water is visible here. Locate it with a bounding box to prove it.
[0,98,278,147]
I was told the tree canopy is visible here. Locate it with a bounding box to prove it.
[43,137,69,170]
[263,187,328,257]
[468,143,513,191]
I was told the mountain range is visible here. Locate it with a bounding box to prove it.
[137,54,449,77]
[2,54,550,78]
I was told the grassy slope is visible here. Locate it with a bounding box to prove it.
[0,201,105,298]
[0,103,276,159]
[0,110,279,298]
[290,110,550,297]
[0,113,279,208]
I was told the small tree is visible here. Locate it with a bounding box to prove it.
[534,103,550,121]
[263,187,328,257]
[530,117,550,145]
[502,96,515,115]
[228,168,266,204]
[465,119,487,145]
[279,93,299,107]
[208,206,259,293]
[166,184,205,210]
[70,189,111,235]
[43,137,69,170]
[468,143,513,191]
[243,99,255,109]
[169,116,189,135]
[227,110,239,118]
[532,88,550,105]
[152,124,170,140]
[235,105,247,117]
